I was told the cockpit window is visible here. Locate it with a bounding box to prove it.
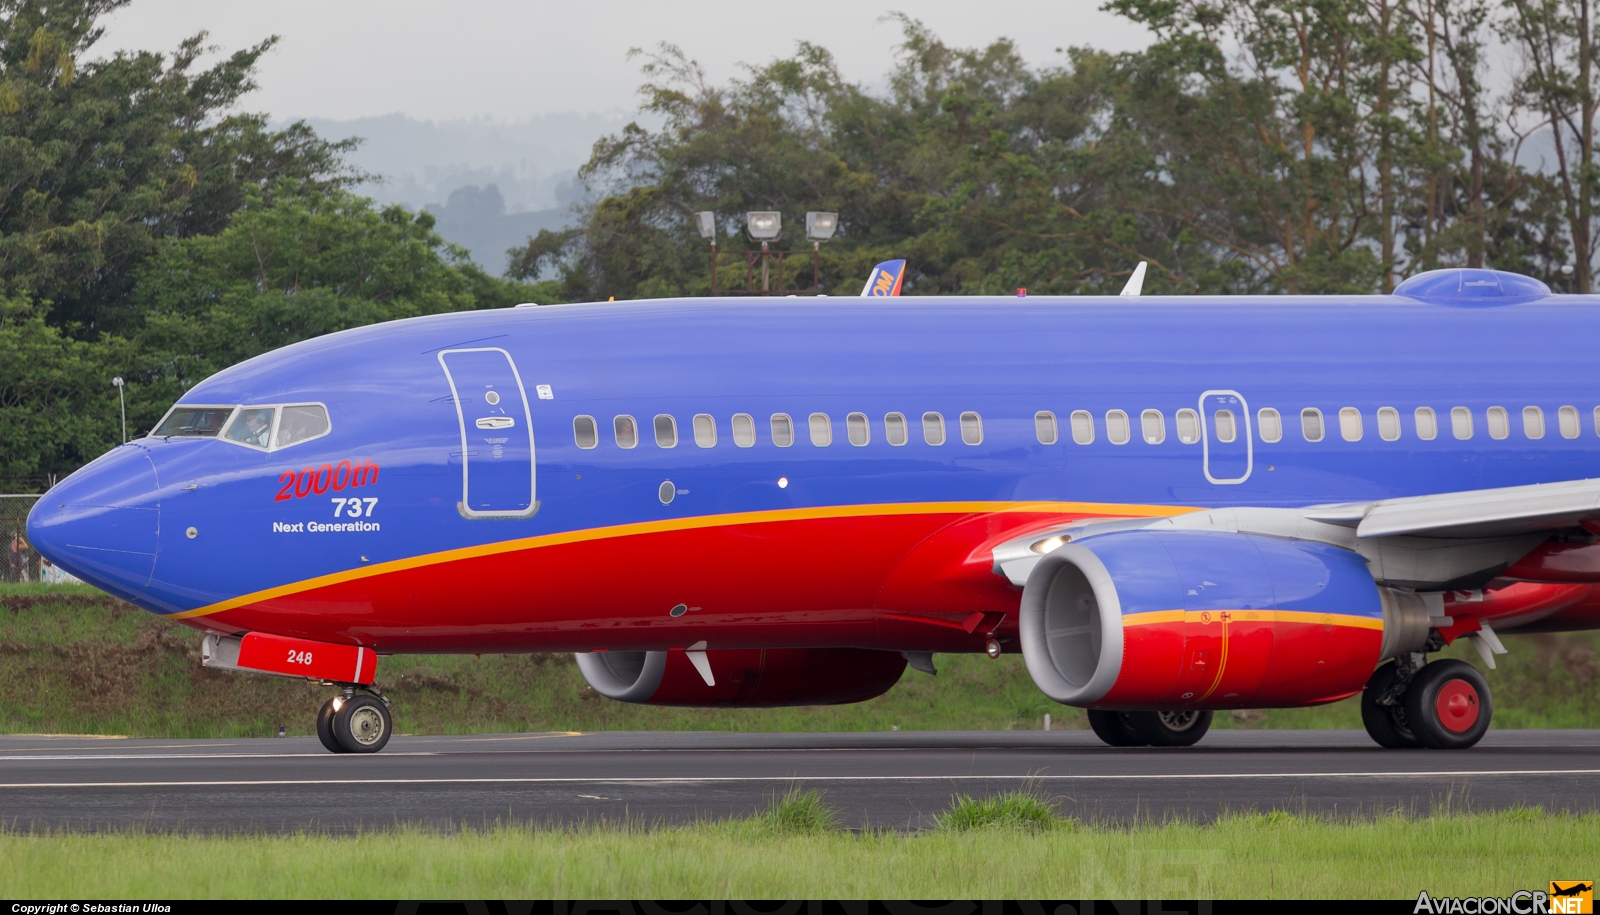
[274,404,331,448]
[152,406,235,438]
[223,407,276,449]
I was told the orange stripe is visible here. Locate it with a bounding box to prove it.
[1121,609,1384,631]
[170,500,1195,621]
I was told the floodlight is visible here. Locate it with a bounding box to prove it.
[694,211,716,241]
[805,211,838,242]
[746,211,781,240]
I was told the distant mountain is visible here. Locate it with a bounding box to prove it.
[290,112,634,272]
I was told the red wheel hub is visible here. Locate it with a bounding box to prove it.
[1435,679,1480,732]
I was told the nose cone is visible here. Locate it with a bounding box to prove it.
[27,445,161,602]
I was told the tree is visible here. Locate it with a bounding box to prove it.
[0,0,365,335]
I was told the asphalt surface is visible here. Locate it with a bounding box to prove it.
[1,729,1598,833]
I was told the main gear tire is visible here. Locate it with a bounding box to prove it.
[1086,709,1148,747]
[1126,710,1213,747]
[333,694,392,754]
[1360,662,1421,749]
[1403,659,1491,750]
[315,697,345,754]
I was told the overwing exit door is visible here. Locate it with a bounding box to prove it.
[438,348,538,518]
[1200,390,1252,485]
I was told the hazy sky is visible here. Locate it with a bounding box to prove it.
[97,0,1153,122]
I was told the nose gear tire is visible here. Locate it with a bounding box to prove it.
[1360,662,1421,749]
[315,698,345,753]
[1403,659,1491,749]
[1126,710,1213,747]
[1087,709,1149,747]
[333,695,392,753]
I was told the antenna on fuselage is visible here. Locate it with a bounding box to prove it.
[1119,261,1148,297]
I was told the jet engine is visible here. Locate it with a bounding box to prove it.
[1019,530,1435,710]
[575,646,907,707]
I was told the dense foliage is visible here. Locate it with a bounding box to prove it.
[517,5,1599,300]
[0,1,538,487]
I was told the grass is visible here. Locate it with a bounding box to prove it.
[0,796,1593,898]
[4,582,1600,737]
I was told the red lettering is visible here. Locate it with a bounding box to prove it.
[362,461,380,486]
[294,468,315,498]
[312,464,332,495]
[274,471,296,502]
[332,460,352,491]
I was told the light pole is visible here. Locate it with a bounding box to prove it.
[746,211,781,292]
[111,377,126,443]
[694,211,717,293]
[805,211,837,292]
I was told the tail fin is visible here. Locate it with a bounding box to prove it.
[861,259,907,296]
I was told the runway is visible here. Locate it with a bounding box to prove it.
[2,729,1598,832]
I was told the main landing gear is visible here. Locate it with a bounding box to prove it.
[315,685,393,754]
[1361,652,1491,749]
[1087,709,1215,747]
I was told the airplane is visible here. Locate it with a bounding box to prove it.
[27,257,1600,754]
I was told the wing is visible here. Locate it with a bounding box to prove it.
[993,478,1600,591]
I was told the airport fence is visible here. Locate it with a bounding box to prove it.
[1,494,69,584]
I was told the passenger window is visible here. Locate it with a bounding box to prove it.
[614,415,638,448]
[847,412,870,446]
[1486,406,1509,440]
[809,413,832,446]
[1451,407,1473,440]
[654,414,678,448]
[1301,408,1324,442]
[1071,410,1095,445]
[770,413,794,447]
[960,412,983,445]
[1339,407,1363,442]
[885,412,908,446]
[1594,406,1600,437]
[923,412,946,445]
[1212,409,1236,444]
[1141,409,1165,444]
[1523,406,1545,440]
[1035,411,1058,445]
[1257,408,1282,444]
[1377,407,1400,442]
[275,404,330,448]
[1175,409,1199,444]
[573,415,598,449]
[224,407,275,449]
[1106,410,1131,445]
[1559,406,1580,439]
[731,413,756,447]
[693,414,717,448]
[153,405,236,438]
[1415,407,1437,441]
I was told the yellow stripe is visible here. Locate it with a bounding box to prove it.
[171,500,1194,621]
[1122,609,1384,631]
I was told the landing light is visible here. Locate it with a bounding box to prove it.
[1031,535,1070,554]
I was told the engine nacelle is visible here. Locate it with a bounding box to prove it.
[1020,530,1432,710]
[575,647,907,707]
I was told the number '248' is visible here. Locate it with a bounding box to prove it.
[332,497,377,518]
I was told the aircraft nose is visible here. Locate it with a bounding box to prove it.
[27,445,161,601]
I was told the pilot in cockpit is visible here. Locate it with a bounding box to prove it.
[226,408,273,448]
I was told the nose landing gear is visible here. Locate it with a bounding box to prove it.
[315,685,393,754]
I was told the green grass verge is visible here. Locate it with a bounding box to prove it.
[4,583,1600,737]
[0,794,1592,898]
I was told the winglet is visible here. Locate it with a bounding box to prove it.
[1119,261,1148,297]
[861,259,907,296]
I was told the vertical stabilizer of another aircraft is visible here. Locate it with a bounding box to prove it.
[861,259,907,296]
